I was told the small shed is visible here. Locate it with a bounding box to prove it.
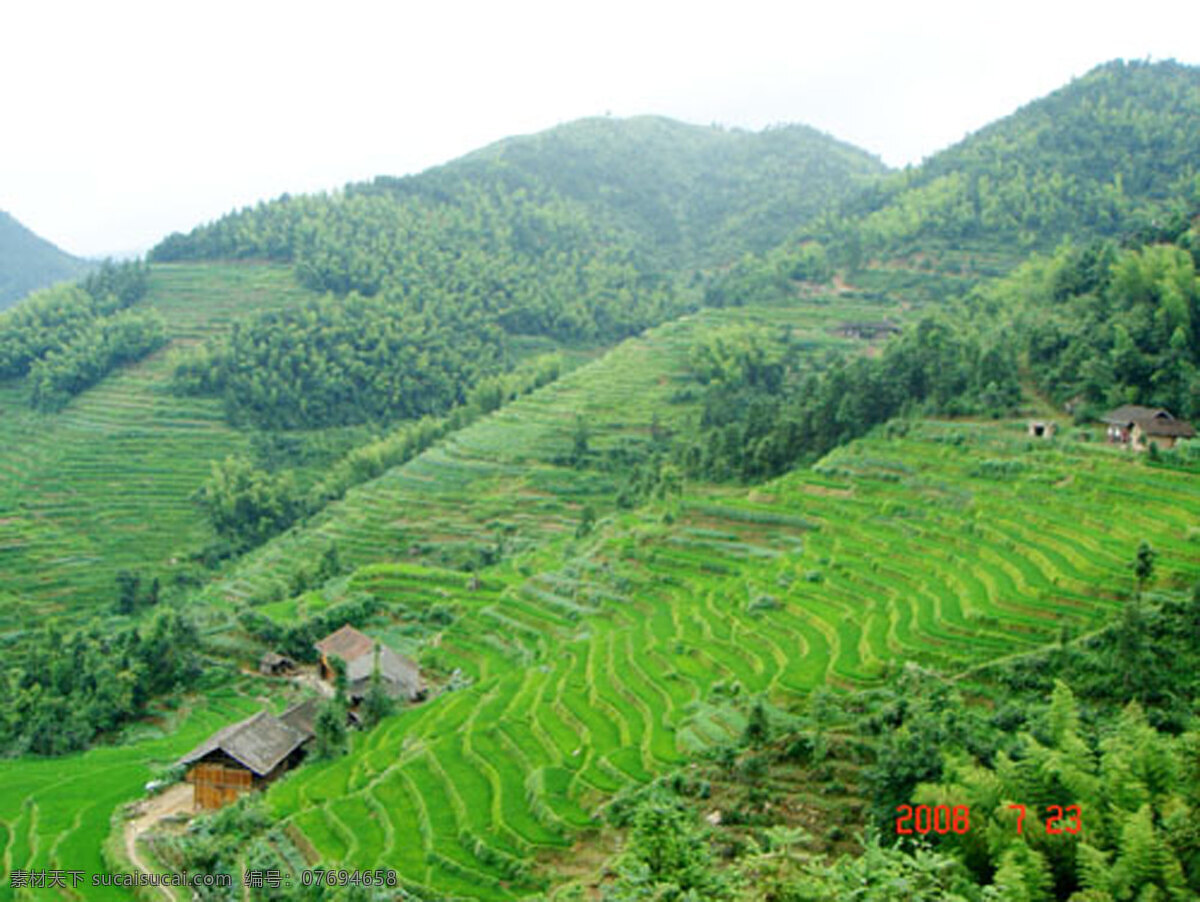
[834,321,901,340]
[1101,405,1195,450]
[259,652,296,676]
[315,624,425,703]
[177,699,317,810]
[1027,421,1056,439]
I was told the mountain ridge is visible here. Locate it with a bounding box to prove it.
[0,210,89,309]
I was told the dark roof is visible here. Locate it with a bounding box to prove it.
[315,624,375,662]
[1101,405,1195,437]
[346,645,424,700]
[1101,404,1170,424]
[177,703,315,776]
[837,321,900,334]
[279,698,319,736]
[316,624,424,700]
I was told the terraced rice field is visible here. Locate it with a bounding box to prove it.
[257,422,1199,897]
[0,689,262,902]
[0,265,320,626]
[10,261,1193,898]
[197,296,888,610]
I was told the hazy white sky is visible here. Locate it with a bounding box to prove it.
[3,0,1198,257]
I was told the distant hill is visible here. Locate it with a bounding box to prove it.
[148,117,885,430]
[811,59,1200,263]
[372,115,888,267]
[153,115,885,272]
[0,210,89,309]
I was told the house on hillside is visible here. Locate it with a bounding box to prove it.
[1101,405,1195,450]
[314,624,426,704]
[177,699,317,810]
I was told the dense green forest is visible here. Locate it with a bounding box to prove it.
[154,117,885,271]
[0,209,89,309]
[149,119,885,430]
[0,612,200,755]
[0,260,158,410]
[1008,222,1200,420]
[391,116,887,267]
[156,187,683,428]
[806,60,1200,266]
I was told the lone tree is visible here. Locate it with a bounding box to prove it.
[742,699,770,747]
[313,698,347,759]
[361,643,394,728]
[1132,540,1157,598]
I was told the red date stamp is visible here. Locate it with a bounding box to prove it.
[896,803,1082,835]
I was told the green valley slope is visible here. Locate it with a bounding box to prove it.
[0,264,329,627]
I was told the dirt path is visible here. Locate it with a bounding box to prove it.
[123,783,192,902]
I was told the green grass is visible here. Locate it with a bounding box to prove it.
[0,689,261,901]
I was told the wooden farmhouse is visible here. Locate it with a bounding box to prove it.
[314,624,426,704]
[1101,405,1195,450]
[177,699,317,810]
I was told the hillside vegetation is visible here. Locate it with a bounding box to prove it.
[148,118,882,431]
[0,59,1198,902]
[808,60,1200,267]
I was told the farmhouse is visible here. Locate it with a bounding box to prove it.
[314,624,426,703]
[177,699,317,810]
[1100,405,1195,450]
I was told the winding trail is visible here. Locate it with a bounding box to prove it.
[122,783,192,902]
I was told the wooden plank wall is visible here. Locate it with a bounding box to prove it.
[188,762,253,810]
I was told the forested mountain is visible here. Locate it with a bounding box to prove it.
[150,117,884,429]
[0,210,89,309]
[389,116,888,266]
[808,59,1200,265]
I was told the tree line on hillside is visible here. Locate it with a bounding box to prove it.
[678,193,1200,489]
[804,60,1200,266]
[190,353,564,558]
[0,260,160,410]
[0,611,200,755]
[629,316,1020,487]
[1003,215,1200,421]
[156,187,686,430]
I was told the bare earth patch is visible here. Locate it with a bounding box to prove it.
[123,782,193,901]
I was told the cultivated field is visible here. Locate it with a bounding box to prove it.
[0,689,262,902]
[0,265,322,628]
[258,419,1199,898]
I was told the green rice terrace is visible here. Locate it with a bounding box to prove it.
[252,420,1197,898]
[0,265,334,627]
[1,263,1196,899]
[191,288,908,618]
[0,687,265,902]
